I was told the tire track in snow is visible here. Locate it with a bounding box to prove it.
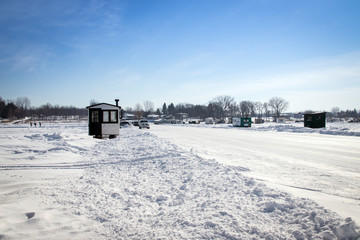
[0,154,173,170]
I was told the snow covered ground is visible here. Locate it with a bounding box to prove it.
[151,122,360,222]
[0,122,359,239]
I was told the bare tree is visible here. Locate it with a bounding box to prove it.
[143,100,154,117]
[134,103,143,119]
[15,97,31,110]
[143,100,154,113]
[207,102,222,119]
[263,102,270,121]
[268,97,288,118]
[240,101,253,118]
[254,102,264,119]
[229,102,239,117]
[14,97,31,118]
[331,107,340,118]
[89,99,99,106]
[211,95,235,119]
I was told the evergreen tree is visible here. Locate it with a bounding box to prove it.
[162,103,167,115]
[168,103,175,115]
[0,97,6,118]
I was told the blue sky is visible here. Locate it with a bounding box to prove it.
[0,0,359,112]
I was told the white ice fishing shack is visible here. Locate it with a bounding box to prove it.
[86,99,121,139]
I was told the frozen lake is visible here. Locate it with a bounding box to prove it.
[1,122,359,239]
[151,124,360,223]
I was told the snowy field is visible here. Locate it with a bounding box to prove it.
[151,122,360,223]
[0,122,359,239]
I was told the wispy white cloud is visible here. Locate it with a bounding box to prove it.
[0,44,53,72]
[58,0,125,49]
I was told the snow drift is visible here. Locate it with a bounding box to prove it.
[0,123,359,239]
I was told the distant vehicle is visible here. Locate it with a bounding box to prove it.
[132,120,139,126]
[205,117,215,124]
[189,119,199,124]
[139,119,150,129]
[120,121,131,128]
[154,119,163,125]
[255,118,264,124]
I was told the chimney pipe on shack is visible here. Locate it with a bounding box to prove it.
[115,99,119,106]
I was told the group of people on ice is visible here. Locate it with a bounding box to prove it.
[30,122,41,127]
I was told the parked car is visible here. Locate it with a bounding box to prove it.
[154,119,163,125]
[189,119,199,124]
[205,117,215,124]
[139,119,150,129]
[131,120,139,126]
[120,121,131,128]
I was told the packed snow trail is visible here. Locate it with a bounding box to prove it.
[0,123,359,239]
[151,124,360,223]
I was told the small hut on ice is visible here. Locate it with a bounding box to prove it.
[86,99,121,138]
[233,117,252,127]
[304,112,326,129]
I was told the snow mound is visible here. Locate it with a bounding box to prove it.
[334,218,359,239]
[43,133,62,141]
[1,124,359,239]
[40,128,359,239]
[24,133,62,141]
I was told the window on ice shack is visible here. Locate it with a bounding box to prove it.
[91,111,99,123]
[110,111,117,122]
[103,111,109,122]
[102,110,118,123]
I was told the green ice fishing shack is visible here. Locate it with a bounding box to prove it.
[232,117,252,127]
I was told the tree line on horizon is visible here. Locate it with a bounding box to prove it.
[126,96,359,120]
[1,95,358,121]
[127,96,288,120]
[0,96,87,120]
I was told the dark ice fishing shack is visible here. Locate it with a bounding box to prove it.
[86,99,121,138]
[304,112,326,129]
